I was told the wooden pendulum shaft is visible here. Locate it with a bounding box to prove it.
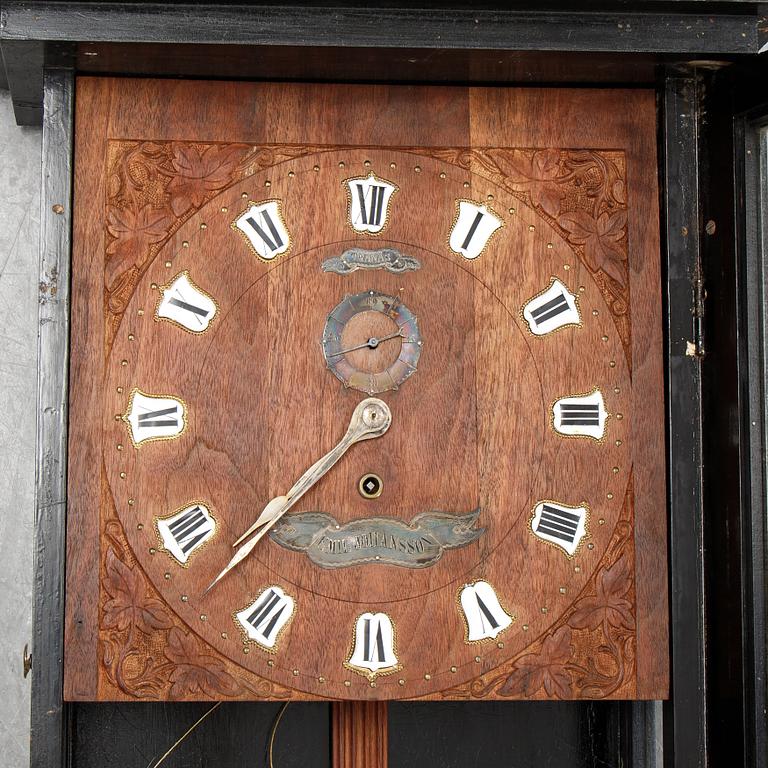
[332,701,388,768]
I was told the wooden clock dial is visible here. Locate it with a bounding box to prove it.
[66,79,667,701]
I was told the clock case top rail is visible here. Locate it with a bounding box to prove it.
[2,0,768,126]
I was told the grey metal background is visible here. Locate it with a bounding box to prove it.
[0,89,40,768]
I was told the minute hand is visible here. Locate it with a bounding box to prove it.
[202,398,392,595]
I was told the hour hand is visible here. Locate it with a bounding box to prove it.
[202,397,392,595]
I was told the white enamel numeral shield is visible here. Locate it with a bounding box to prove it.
[460,581,514,642]
[531,501,589,556]
[123,390,186,447]
[523,278,581,335]
[156,272,217,333]
[233,200,291,261]
[552,389,609,439]
[345,612,400,679]
[449,200,503,259]
[235,586,295,651]
[156,503,215,565]
[345,173,398,234]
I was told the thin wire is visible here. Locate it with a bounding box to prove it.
[147,701,222,768]
[268,702,291,768]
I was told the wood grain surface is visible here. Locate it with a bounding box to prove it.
[65,77,667,702]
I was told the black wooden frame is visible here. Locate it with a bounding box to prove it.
[5,3,767,767]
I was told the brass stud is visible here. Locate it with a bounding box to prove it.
[474,656,481,663]
[114,415,121,421]
[181,595,188,602]
[164,573,171,579]
[137,309,144,316]
[615,439,622,447]
[267,660,274,667]
[541,606,548,614]
[398,679,405,685]
[137,523,143,530]
[370,681,376,688]
[293,669,299,676]
[119,472,126,479]
[128,499,135,506]
[242,191,249,197]
[522,624,529,631]
[120,360,128,367]
[612,467,619,474]
[338,161,345,168]
[593,309,599,316]
[528,224,535,232]
[579,286,586,293]
[424,673,431,680]
[221,206,228,213]
[390,162,397,169]
[265,180,271,187]
[463,181,470,188]
[599,518,605,525]
[128,334,135,341]
[450,666,457,673]
[508,207,516,214]
[318,676,325,683]
[243,647,250,654]
[559,586,567,594]
[616,413,623,420]
[574,566,581,573]
[609,360,616,368]
[149,547,156,554]
[497,641,504,649]
[487,194,494,201]
[414,165,421,173]
[547,242,553,249]
[182,240,189,248]
[150,282,158,290]
[439,172,446,179]
[601,335,609,342]
[344,680,351,687]
[200,223,207,229]
[563,264,571,271]
[117,444,123,451]
[288,171,295,178]
[364,160,371,167]
[117,387,123,394]
[588,543,595,550]
[607,493,614,499]
[221,632,228,639]
[313,165,320,172]
[200,615,207,621]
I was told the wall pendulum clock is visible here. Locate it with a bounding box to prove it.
[65,79,668,702]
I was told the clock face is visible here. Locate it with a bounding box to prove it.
[101,145,636,700]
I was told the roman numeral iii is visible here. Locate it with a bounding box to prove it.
[552,389,609,439]
[530,500,589,556]
[448,200,503,260]
[345,612,401,680]
[122,389,187,447]
[344,172,398,234]
[155,503,216,565]
[155,271,217,333]
[522,278,581,335]
[233,199,291,261]
[459,581,514,642]
[235,586,295,651]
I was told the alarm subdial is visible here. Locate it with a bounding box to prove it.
[322,290,422,395]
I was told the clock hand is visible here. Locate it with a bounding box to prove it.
[327,330,403,357]
[202,397,392,596]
